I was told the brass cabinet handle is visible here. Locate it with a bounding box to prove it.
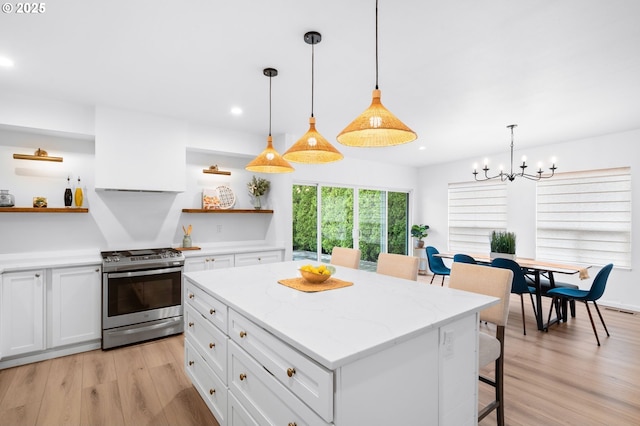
[188,360,194,366]
[239,373,247,381]
[205,258,210,262]
[209,342,215,349]
[188,322,194,327]
[287,367,296,378]
[95,268,100,273]
[35,273,40,278]
[209,388,215,395]
[188,293,194,299]
[288,423,297,426]
[239,331,247,338]
[209,308,215,315]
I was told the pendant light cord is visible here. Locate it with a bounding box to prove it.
[311,40,315,118]
[375,0,379,90]
[268,74,272,136]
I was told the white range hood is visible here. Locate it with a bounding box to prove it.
[95,106,186,192]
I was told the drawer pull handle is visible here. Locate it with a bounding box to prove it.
[239,373,247,381]
[188,360,194,366]
[287,367,296,378]
[209,388,215,395]
[35,273,41,278]
[188,293,194,299]
[188,322,194,327]
[209,308,215,315]
[209,342,215,349]
[288,423,297,426]
[239,331,247,338]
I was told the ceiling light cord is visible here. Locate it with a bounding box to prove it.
[311,40,315,118]
[268,73,273,136]
[375,0,379,90]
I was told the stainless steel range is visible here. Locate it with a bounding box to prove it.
[101,248,185,349]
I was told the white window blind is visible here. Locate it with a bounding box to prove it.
[448,181,507,254]
[536,167,631,268]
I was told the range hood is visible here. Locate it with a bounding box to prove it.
[94,106,186,192]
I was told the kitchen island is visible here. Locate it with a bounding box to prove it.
[183,260,498,426]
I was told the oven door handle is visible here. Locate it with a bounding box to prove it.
[107,266,183,279]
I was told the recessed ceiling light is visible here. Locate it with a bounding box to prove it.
[230,107,243,116]
[0,56,15,68]
[418,146,426,151]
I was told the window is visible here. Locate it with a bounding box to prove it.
[448,181,507,253]
[536,167,631,268]
[292,184,409,270]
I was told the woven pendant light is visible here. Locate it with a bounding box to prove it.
[336,0,417,147]
[246,68,295,173]
[283,31,343,164]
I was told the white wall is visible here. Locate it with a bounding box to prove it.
[417,129,640,311]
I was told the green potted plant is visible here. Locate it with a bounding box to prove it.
[411,224,430,248]
[490,230,516,260]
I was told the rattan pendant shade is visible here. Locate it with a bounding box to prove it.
[283,117,343,163]
[246,135,294,173]
[336,0,417,147]
[336,89,417,147]
[283,31,343,164]
[245,68,294,174]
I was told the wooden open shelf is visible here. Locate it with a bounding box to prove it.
[182,209,273,214]
[0,207,89,213]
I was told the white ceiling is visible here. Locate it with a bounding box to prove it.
[1,0,639,167]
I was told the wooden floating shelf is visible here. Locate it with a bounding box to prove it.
[202,169,231,175]
[0,207,89,213]
[182,209,273,214]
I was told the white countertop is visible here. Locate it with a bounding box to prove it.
[185,260,498,370]
[0,249,102,273]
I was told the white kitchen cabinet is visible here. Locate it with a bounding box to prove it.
[233,250,283,268]
[185,254,234,273]
[0,269,45,357]
[50,265,102,347]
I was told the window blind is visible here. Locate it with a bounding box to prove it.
[536,167,631,268]
[448,181,507,254]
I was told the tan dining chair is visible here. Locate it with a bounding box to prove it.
[449,262,512,426]
[330,247,362,269]
[376,253,419,281]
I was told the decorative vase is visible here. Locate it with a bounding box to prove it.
[182,235,192,248]
[254,196,262,210]
[0,189,15,207]
[417,240,425,248]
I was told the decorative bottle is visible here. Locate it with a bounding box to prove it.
[64,176,73,207]
[74,177,84,207]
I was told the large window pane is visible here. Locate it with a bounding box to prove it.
[321,187,354,256]
[388,191,409,255]
[359,189,386,263]
[292,184,317,261]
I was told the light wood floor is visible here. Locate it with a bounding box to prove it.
[0,334,218,426]
[1,279,639,425]
[418,275,640,426]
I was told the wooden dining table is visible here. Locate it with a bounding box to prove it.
[435,253,589,330]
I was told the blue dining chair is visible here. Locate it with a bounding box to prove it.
[453,253,477,264]
[491,258,538,335]
[545,263,614,346]
[426,246,451,286]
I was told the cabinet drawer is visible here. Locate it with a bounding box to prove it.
[185,339,227,425]
[233,250,282,267]
[185,304,228,383]
[228,392,260,426]
[228,341,331,426]
[229,310,333,422]
[185,278,228,333]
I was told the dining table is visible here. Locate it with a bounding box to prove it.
[435,252,590,331]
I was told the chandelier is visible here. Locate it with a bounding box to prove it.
[473,124,557,182]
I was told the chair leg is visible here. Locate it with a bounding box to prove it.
[592,301,610,337]
[528,292,539,324]
[519,294,526,335]
[441,275,445,287]
[584,301,601,346]
[495,327,505,426]
[545,296,556,331]
[570,300,576,317]
[430,274,436,284]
